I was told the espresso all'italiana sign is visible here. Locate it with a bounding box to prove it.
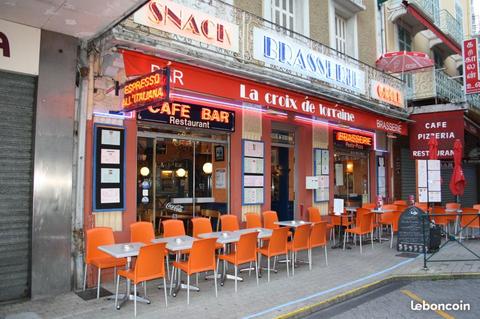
[122,68,169,111]
[409,111,464,159]
[137,102,235,132]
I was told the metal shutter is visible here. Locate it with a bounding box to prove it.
[442,164,477,207]
[0,71,36,301]
[401,148,416,200]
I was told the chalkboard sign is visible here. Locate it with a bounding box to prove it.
[397,206,430,253]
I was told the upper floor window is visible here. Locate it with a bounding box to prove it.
[273,0,294,30]
[263,0,309,36]
[432,48,443,69]
[398,26,412,51]
[335,14,347,54]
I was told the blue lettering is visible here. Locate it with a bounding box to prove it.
[279,41,292,64]
[316,57,326,75]
[263,36,277,59]
[325,61,332,79]
[306,53,316,72]
[293,50,306,70]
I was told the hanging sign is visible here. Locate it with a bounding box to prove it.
[371,80,404,108]
[463,38,480,94]
[334,130,373,150]
[137,101,235,132]
[122,68,170,111]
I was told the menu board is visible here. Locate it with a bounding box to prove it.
[242,139,265,205]
[397,206,430,253]
[416,160,441,203]
[377,156,386,198]
[93,125,125,211]
[314,148,330,202]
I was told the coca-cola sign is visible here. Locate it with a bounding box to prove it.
[409,111,464,159]
[165,202,183,213]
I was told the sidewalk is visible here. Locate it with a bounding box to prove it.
[1,239,479,319]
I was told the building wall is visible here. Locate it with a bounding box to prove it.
[309,0,330,45]
[358,0,379,65]
[234,0,262,16]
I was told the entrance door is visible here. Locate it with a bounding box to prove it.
[271,145,294,221]
[137,130,229,232]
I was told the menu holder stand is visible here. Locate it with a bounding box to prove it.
[314,148,330,203]
[242,139,265,205]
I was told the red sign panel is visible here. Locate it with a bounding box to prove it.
[121,50,407,135]
[122,68,169,111]
[409,111,464,159]
[463,38,480,94]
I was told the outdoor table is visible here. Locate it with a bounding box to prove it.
[274,220,312,227]
[236,227,272,239]
[98,242,146,310]
[152,235,198,297]
[330,213,354,249]
[345,207,358,213]
[371,208,394,242]
[445,209,463,236]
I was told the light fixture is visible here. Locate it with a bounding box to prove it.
[202,162,213,174]
[140,166,150,176]
[346,161,354,173]
[176,168,186,177]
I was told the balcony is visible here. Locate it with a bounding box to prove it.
[408,69,463,103]
[439,10,463,46]
[335,0,366,13]
[387,0,439,28]
[466,94,480,110]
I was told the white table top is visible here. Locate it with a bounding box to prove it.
[445,209,463,213]
[274,220,312,227]
[345,207,358,212]
[236,228,272,239]
[370,209,394,214]
[98,242,145,258]
[152,235,195,251]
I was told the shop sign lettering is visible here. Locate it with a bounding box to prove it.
[122,68,169,111]
[334,130,372,150]
[462,38,480,94]
[0,31,10,57]
[409,111,464,159]
[252,28,366,94]
[133,0,239,53]
[138,102,235,132]
[165,202,183,213]
[371,80,404,108]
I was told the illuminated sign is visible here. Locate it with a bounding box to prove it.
[334,130,372,150]
[371,80,404,108]
[137,102,235,132]
[122,68,169,111]
[133,0,239,53]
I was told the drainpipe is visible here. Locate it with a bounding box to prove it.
[72,42,92,290]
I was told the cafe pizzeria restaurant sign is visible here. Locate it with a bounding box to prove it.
[0,19,40,75]
[137,102,235,132]
[409,111,464,159]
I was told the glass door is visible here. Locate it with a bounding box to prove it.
[137,130,228,232]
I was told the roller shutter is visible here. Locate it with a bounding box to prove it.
[0,71,36,301]
[401,148,416,200]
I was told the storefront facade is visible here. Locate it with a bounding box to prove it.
[82,0,408,284]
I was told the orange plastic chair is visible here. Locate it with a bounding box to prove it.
[460,208,480,238]
[415,202,428,212]
[362,203,376,209]
[343,212,374,254]
[309,221,328,266]
[393,200,407,206]
[220,214,240,231]
[287,224,311,275]
[245,212,262,228]
[192,217,213,237]
[130,222,155,244]
[262,210,280,229]
[162,220,186,238]
[172,238,218,304]
[308,207,335,243]
[115,243,167,316]
[431,206,448,240]
[83,227,126,299]
[380,210,401,248]
[219,231,259,291]
[258,227,290,282]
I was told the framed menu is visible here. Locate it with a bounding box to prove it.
[242,139,265,205]
[377,156,386,198]
[93,124,125,211]
[416,159,441,203]
[314,148,330,202]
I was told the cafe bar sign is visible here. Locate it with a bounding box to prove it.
[334,130,373,150]
[122,68,170,111]
[133,0,239,53]
[138,102,235,132]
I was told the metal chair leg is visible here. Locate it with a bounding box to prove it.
[115,274,120,309]
[360,235,363,254]
[371,231,374,249]
[163,277,168,307]
[234,265,238,292]
[255,260,259,286]
[214,269,218,297]
[96,268,101,299]
[187,275,190,305]
[324,246,328,266]
[83,263,87,291]
[134,284,137,317]
[285,253,290,277]
[267,258,271,282]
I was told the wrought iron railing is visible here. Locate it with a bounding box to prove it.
[116,0,406,109]
[439,10,463,46]
[466,93,480,110]
[408,69,463,102]
[407,0,440,24]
